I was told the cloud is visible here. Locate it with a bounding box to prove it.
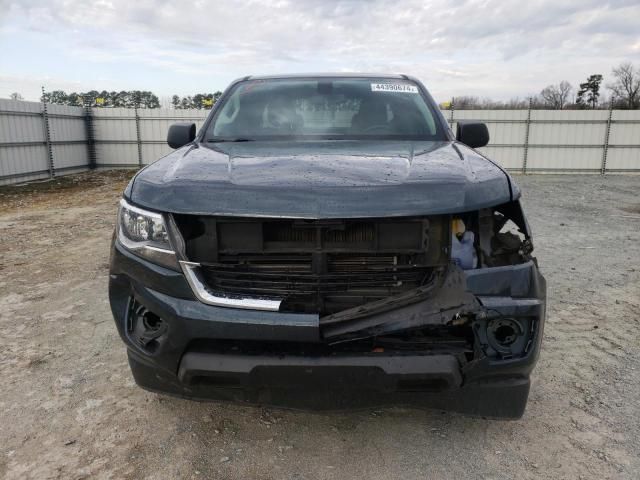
[1,0,639,100]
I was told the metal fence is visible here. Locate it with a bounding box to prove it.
[91,107,209,169]
[1,98,639,185]
[0,99,89,185]
[448,108,640,173]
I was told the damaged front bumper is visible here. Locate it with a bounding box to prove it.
[109,241,545,418]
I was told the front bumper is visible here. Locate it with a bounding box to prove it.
[109,241,546,418]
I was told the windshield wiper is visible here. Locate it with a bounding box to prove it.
[207,137,254,143]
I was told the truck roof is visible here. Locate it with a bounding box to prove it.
[243,72,410,81]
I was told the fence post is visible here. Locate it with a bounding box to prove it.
[85,106,97,169]
[601,103,613,174]
[449,97,455,129]
[522,97,533,174]
[134,106,143,167]
[41,86,54,179]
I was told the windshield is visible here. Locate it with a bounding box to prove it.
[205,77,446,142]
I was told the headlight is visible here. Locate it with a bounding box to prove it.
[117,199,179,270]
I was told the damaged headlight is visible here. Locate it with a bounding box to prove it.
[117,199,179,270]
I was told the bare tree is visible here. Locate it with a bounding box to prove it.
[9,92,24,101]
[607,63,640,109]
[540,81,573,109]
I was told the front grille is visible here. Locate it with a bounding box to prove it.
[199,253,435,315]
[174,215,449,315]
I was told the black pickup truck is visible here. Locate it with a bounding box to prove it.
[109,74,546,418]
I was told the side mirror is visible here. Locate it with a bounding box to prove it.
[456,121,489,149]
[167,123,196,149]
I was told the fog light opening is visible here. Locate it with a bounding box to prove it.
[486,317,524,355]
[142,311,163,332]
[127,298,167,353]
[494,324,516,345]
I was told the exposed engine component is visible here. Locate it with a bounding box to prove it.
[451,218,478,270]
[464,200,534,268]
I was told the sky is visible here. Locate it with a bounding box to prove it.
[1,0,639,103]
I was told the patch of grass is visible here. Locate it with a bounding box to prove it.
[0,169,136,195]
[0,169,137,213]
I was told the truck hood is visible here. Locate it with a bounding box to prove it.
[129,140,514,218]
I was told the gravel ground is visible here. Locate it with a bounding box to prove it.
[1,170,639,480]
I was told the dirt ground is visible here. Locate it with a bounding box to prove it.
[1,170,639,480]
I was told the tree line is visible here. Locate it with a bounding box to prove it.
[171,92,223,109]
[9,62,639,110]
[39,90,161,108]
[33,90,224,109]
[445,62,640,110]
